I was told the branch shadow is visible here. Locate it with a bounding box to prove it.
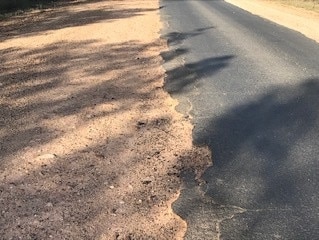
[0,36,177,238]
[0,134,151,239]
[164,27,215,46]
[0,39,161,165]
[161,27,234,97]
[165,55,234,94]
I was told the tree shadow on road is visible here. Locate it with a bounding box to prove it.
[161,27,234,116]
[173,77,319,239]
[165,55,234,94]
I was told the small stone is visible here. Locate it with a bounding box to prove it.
[136,121,146,128]
[119,200,125,204]
[149,195,158,202]
[154,151,160,155]
[142,178,152,185]
[32,220,40,225]
[46,202,53,208]
[109,185,114,189]
[36,154,57,160]
[95,153,105,159]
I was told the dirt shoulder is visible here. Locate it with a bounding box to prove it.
[225,0,319,43]
[0,0,210,239]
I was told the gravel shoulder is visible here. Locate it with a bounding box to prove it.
[225,0,319,43]
[0,0,210,239]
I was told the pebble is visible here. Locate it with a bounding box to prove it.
[36,153,57,160]
[142,178,152,185]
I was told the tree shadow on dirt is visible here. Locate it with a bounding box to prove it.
[0,36,178,238]
[0,1,158,41]
[0,39,162,163]
[0,0,106,13]
[173,78,319,239]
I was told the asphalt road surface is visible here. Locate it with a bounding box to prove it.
[160,0,319,239]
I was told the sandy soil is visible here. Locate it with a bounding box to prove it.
[225,0,319,43]
[0,0,211,239]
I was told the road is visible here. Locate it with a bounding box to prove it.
[160,0,319,239]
